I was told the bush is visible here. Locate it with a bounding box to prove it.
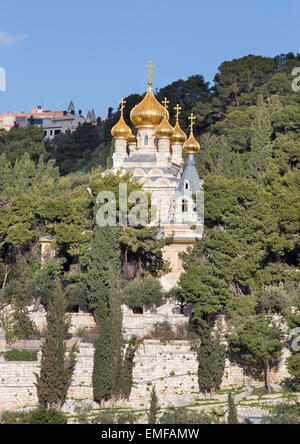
[250,386,270,396]
[26,407,67,424]
[263,402,300,424]
[4,349,38,361]
[159,407,213,424]
[144,322,197,341]
[75,326,99,343]
[0,407,67,424]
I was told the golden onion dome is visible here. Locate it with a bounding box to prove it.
[183,113,200,154]
[130,84,167,128]
[127,133,137,145]
[155,98,173,139]
[155,115,174,139]
[130,61,168,128]
[111,98,132,139]
[172,121,187,144]
[171,104,187,145]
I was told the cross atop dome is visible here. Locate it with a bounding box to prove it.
[146,60,156,86]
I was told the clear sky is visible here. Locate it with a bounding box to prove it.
[0,0,299,117]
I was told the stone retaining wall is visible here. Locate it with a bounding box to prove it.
[0,340,292,412]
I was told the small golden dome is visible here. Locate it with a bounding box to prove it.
[155,98,173,139]
[155,115,174,139]
[111,98,132,139]
[183,113,200,154]
[127,133,137,145]
[171,104,187,145]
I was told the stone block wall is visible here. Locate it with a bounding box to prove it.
[0,340,292,412]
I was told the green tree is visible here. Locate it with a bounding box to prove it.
[123,273,164,309]
[229,314,283,393]
[35,280,78,409]
[92,276,123,405]
[85,226,122,319]
[197,325,226,396]
[247,95,273,181]
[0,126,47,165]
[148,386,160,424]
[227,392,238,424]
[119,336,139,400]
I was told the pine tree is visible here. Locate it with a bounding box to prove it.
[229,314,283,394]
[227,392,238,424]
[247,94,272,181]
[35,280,78,409]
[197,325,226,397]
[148,386,160,424]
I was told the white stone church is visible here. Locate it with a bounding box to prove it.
[110,61,204,291]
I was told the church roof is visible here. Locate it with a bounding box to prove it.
[175,154,203,196]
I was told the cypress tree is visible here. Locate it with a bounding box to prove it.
[227,391,238,424]
[35,280,77,409]
[197,326,226,397]
[86,226,122,322]
[148,386,160,424]
[92,273,123,404]
[119,336,139,399]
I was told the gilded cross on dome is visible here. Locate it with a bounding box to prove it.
[188,113,196,132]
[119,98,126,115]
[146,60,156,85]
[162,97,169,110]
[174,104,182,120]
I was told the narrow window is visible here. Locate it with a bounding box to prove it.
[185,180,190,190]
[182,199,188,213]
[144,135,149,146]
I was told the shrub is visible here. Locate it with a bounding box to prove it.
[159,407,213,424]
[263,402,300,424]
[144,322,197,341]
[4,349,38,361]
[26,407,67,424]
[0,407,67,424]
[76,326,99,343]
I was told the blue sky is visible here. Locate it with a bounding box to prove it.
[0,0,299,117]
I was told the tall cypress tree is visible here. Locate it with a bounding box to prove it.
[88,225,123,404]
[148,386,160,424]
[92,275,123,404]
[86,226,122,322]
[197,325,226,397]
[35,280,77,410]
[227,391,238,424]
[119,336,139,400]
[247,94,272,181]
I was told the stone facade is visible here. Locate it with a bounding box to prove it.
[0,340,292,412]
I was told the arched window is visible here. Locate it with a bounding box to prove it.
[185,180,190,190]
[144,135,149,146]
[182,199,188,213]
